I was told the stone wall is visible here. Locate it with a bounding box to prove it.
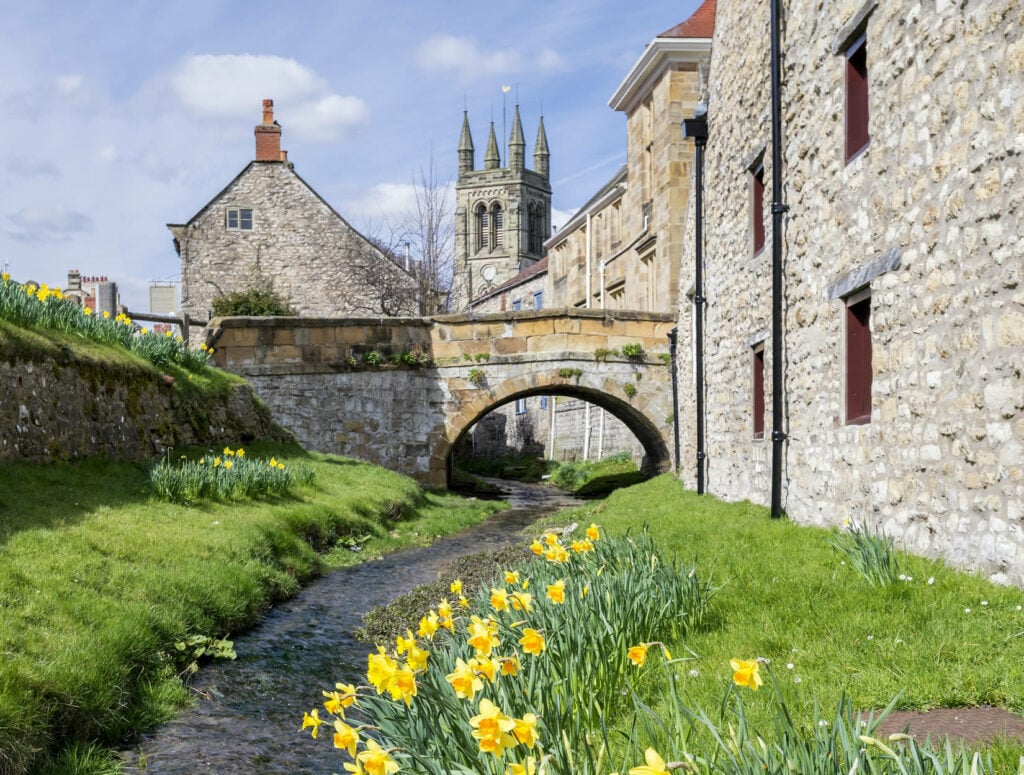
[675,0,1024,584]
[171,161,418,323]
[0,347,283,464]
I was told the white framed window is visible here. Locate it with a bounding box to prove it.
[515,398,527,414]
[226,208,253,231]
[533,290,543,309]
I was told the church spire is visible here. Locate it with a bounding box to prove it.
[484,121,500,169]
[533,114,550,179]
[509,104,526,172]
[458,111,475,174]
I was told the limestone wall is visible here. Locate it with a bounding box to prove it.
[676,0,1024,584]
[0,349,283,464]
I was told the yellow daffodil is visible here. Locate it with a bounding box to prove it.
[224,460,233,470]
[450,578,463,595]
[103,310,110,318]
[629,747,670,775]
[386,664,418,705]
[395,630,416,655]
[491,587,510,612]
[269,457,278,467]
[276,461,284,470]
[83,307,92,316]
[470,655,497,682]
[223,447,234,456]
[546,579,566,604]
[333,719,359,756]
[323,684,358,716]
[437,598,453,622]
[1,272,8,282]
[530,540,544,555]
[498,654,520,677]
[544,532,559,546]
[469,698,518,757]
[513,713,539,748]
[730,658,763,690]
[406,643,430,671]
[510,590,533,612]
[467,618,499,656]
[544,545,569,563]
[366,647,397,694]
[446,657,483,699]
[213,457,222,467]
[504,570,520,585]
[301,708,324,738]
[236,448,245,457]
[519,628,546,656]
[417,611,440,639]
[165,330,173,337]
[140,327,148,335]
[628,644,649,667]
[356,738,399,775]
[508,758,538,775]
[581,584,590,599]
[458,595,470,608]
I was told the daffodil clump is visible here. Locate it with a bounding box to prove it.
[0,272,210,372]
[302,525,714,774]
[149,447,314,503]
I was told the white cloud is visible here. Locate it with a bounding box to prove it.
[98,144,118,163]
[7,157,60,179]
[537,48,565,70]
[5,207,93,243]
[344,182,418,220]
[55,74,84,95]
[416,35,523,80]
[168,54,368,141]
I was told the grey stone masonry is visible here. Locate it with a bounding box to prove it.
[675,0,1024,585]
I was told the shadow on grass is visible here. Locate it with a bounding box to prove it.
[0,457,152,542]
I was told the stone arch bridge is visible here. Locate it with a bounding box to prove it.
[209,309,676,488]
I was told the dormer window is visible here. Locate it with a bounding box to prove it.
[226,208,253,231]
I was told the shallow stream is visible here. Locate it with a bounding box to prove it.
[120,481,580,774]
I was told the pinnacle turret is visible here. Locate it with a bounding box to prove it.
[533,114,550,179]
[458,111,475,174]
[509,104,526,171]
[484,122,500,169]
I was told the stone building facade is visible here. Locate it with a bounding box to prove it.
[452,107,551,310]
[545,4,713,313]
[675,0,1024,584]
[169,100,418,323]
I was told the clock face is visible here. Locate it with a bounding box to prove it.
[481,264,496,282]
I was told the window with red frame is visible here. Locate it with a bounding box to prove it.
[846,35,869,161]
[846,291,872,424]
[752,344,765,439]
[751,163,765,255]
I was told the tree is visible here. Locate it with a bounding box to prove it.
[401,154,457,314]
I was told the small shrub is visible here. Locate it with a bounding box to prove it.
[620,342,645,360]
[658,352,671,365]
[467,367,486,386]
[594,347,619,362]
[623,382,638,398]
[211,286,293,317]
[363,350,382,366]
[473,352,491,362]
[557,367,583,380]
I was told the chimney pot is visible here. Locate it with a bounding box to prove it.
[279,150,288,161]
[262,99,274,124]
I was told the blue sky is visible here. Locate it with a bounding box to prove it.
[1,0,701,309]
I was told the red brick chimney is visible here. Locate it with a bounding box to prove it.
[254,99,282,161]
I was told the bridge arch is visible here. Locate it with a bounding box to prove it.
[431,370,672,487]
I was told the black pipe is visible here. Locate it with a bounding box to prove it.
[667,327,681,475]
[683,110,709,494]
[769,0,788,518]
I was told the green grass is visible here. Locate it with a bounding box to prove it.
[0,448,504,775]
[540,475,1024,769]
[546,451,646,495]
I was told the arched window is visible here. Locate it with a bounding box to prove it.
[475,204,489,252]
[491,203,504,249]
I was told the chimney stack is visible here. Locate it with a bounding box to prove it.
[255,99,282,161]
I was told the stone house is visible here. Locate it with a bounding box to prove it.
[674,0,1024,584]
[169,100,418,323]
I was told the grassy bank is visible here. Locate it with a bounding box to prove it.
[0,447,504,775]
[550,475,1024,767]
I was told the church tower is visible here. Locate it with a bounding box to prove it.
[452,105,552,310]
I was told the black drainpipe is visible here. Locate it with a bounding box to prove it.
[769,0,788,518]
[667,327,681,475]
[682,108,709,494]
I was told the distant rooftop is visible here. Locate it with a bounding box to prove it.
[659,0,717,39]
